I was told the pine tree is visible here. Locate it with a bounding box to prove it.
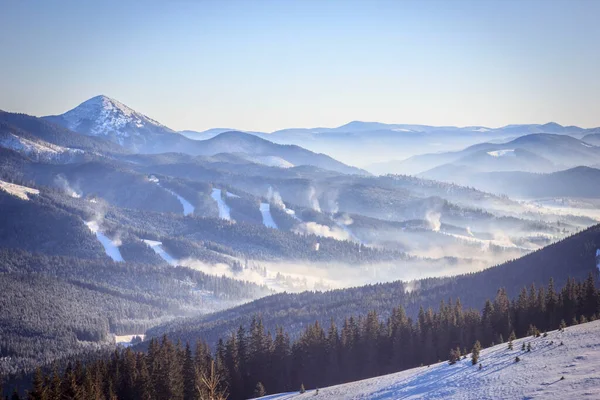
[508,331,516,350]
[28,367,46,400]
[471,341,481,365]
[527,342,531,352]
[299,383,306,394]
[253,382,266,398]
[183,343,197,400]
[559,319,567,331]
[448,347,461,365]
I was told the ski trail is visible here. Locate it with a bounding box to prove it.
[149,176,194,216]
[86,221,124,262]
[211,188,231,220]
[163,187,195,216]
[260,203,279,229]
[143,240,178,266]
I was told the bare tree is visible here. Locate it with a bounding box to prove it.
[197,360,228,400]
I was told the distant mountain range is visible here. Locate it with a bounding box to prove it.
[187,121,600,167]
[373,133,600,176]
[33,96,364,175]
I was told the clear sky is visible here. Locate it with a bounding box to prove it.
[1,0,599,132]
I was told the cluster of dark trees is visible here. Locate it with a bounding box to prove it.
[0,249,271,375]
[7,274,598,400]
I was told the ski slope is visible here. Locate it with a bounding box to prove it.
[259,320,600,400]
[211,188,231,220]
[143,239,178,266]
[260,203,279,229]
[163,187,194,216]
[85,221,124,262]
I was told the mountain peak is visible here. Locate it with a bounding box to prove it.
[53,95,172,143]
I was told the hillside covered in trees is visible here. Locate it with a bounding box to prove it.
[6,275,599,399]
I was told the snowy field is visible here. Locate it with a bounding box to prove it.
[0,180,39,200]
[258,320,600,399]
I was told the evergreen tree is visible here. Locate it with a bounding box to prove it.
[471,341,481,365]
[253,382,266,398]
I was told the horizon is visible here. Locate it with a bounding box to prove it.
[4,92,599,134]
[1,0,600,131]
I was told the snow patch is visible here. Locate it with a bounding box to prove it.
[85,221,124,262]
[0,180,39,201]
[487,149,516,157]
[211,188,231,220]
[260,203,279,229]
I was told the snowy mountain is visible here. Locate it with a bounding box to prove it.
[257,320,600,400]
[43,95,176,151]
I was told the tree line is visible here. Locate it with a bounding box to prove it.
[8,273,599,400]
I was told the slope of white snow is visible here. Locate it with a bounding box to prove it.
[0,133,82,162]
[143,240,178,266]
[163,187,194,216]
[260,203,279,229]
[150,178,194,216]
[258,320,600,400]
[211,188,231,220]
[85,221,124,262]
[596,249,600,272]
[487,149,516,157]
[0,180,39,201]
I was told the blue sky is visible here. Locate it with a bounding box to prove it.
[1,0,599,132]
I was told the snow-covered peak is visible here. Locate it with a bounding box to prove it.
[58,95,172,140]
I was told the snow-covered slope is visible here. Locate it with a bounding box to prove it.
[0,132,83,163]
[85,220,124,262]
[260,203,279,229]
[211,188,231,220]
[259,320,600,400]
[0,180,39,201]
[143,240,178,266]
[58,95,171,140]
[43,95,183,152]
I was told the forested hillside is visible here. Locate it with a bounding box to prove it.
[0,249,271,375]
[149,223,600,346]
[9,275,599,399]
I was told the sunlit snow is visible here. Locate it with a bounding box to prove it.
[260,203,279,229]
[257,320,600,400]
[0,180,39,201]
[85,221,124,262]
[487,149,515,157]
